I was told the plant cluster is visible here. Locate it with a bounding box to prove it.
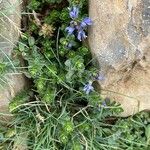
[0,0,150,150]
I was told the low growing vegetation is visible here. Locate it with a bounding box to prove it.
[0,0,150,149]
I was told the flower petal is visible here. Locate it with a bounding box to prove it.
[83,82,94,94]
[77,30,87,41]
[81,17,92,27]
[66,26,75,35]
[69,6,79,19]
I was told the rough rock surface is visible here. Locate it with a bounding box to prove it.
[0,0,26,120]
[0,0,21,56]
[0,75,26,121]
[89,0,150,116]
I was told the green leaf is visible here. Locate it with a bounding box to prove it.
[28,36,35,47]
[146,124,150,143]
[18,43,25,52]
[65,59,72,68]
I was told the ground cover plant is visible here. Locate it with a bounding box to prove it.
[0,0,150,149]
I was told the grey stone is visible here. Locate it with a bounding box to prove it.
[0,0,26,120]
[89,0,150,116]
[0,0,21,56]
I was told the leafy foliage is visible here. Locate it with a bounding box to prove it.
[0,0,150,150]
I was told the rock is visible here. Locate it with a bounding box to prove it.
[0,75,26,121]
[89,0,150,116]
[0,0,21,56]
[0,0,26,120]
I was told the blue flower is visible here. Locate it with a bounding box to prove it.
[77,29,87,41]
[81,17,92,28]
[69,6,79,19]
[102,100,107,107]
[83,82,94,94]
[98,100,107,111]
[95,73,105,81]
[65,26,75,35]
[66,6,92,42]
